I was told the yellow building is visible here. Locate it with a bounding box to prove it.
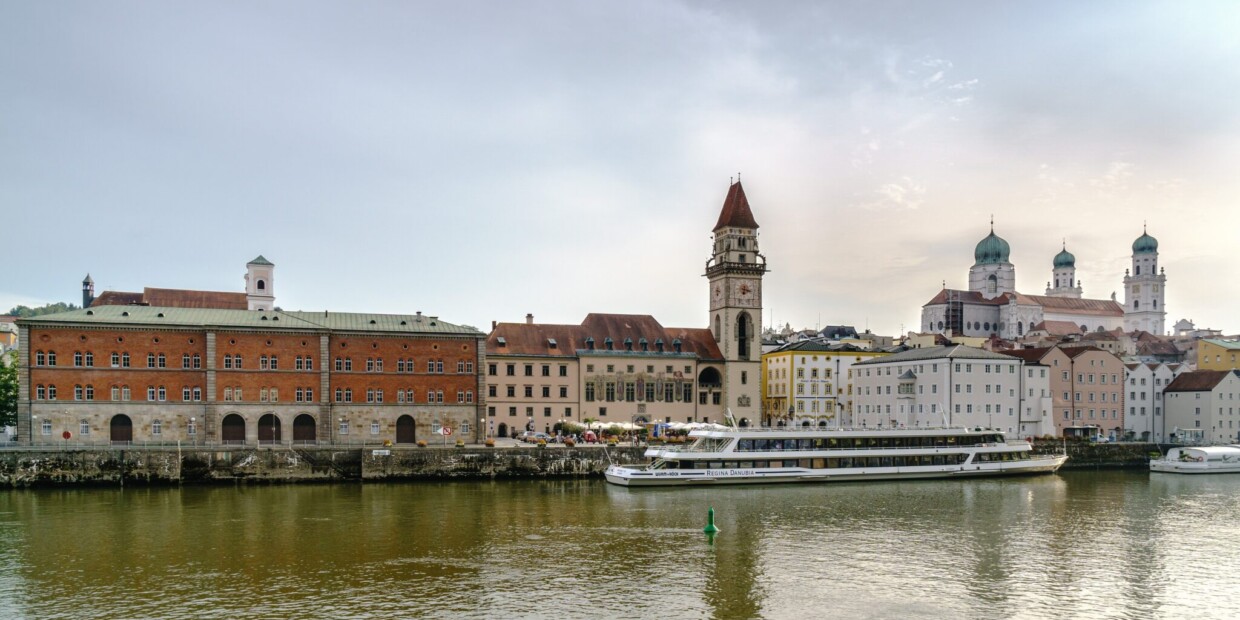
[1197,339,1240,371]
[761,341,891,427]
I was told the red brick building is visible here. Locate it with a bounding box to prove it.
[19,288,485,446]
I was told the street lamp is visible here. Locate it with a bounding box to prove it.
[478,417,484,444]
[31,414,37,445]
[190,417,196,447]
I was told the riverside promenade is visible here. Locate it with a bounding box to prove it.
[0,440,1167,487]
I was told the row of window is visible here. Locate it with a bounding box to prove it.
[584,382,694,403]
[489,406,577,418]
[331,357,471,374]
[585,364,693,375]
[1060,409,1121,420]
[331,388,474,404]
[1061,392,1120,403]
[491,363,571,377]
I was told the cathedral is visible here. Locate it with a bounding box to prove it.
[921,225,1167,339]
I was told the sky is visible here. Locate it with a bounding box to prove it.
[3,1,1239,336]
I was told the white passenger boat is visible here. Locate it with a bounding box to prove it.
[604,426,1068,487]
[1149,445,1240,474]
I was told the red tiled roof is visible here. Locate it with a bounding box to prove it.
[713,181,759,231]
[90,288,248,310]
[1165,370,1234,392]
[1062,346,1105,359]
[1000,347,1054,363]
[922,289,1008,307]
[142,288,247,310]
[487,313,724,360]
[1024,294,1125,317]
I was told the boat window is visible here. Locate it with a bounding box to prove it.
[739,461,754,469]
[880,457,894,467]
[946,436,957,446]
[799,439,814,450]
[738,439,753,451]
[810,459,823,468]
[693,461,708,469]
[772,439,785,451]
[892,438,905,448]
[783,460,799,468]
[755,439,770,451]
[837,458,853,468]
[868,438,879,448]
[709,461,723,469]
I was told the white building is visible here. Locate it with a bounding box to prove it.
[1164,370,1240,444]
[921,225,1166,339]
[761,340,889,428]
[1123,362,1187,442]
[853,345,1029,434]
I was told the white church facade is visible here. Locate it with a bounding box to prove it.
[922,226,1167,339]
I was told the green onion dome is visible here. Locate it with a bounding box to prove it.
[974,229,1011,265]
[1053,247,1075,268]
[1132,230,1158,254]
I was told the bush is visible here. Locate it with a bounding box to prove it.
[455,439,465,448]
[537,439,547,448]
[485,438,496,447]
[564,438,576,447]
[417,440,428,448]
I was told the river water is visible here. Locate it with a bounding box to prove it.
[1,472,1238,620]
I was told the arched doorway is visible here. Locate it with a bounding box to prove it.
[221,414,245,444]
[293,414,317,443]
[498,422,508,438]
[396,415,416,444]
[110,414,133,444]
[818,421,828,427]
[801,420,811,427]
[258,414,281,443]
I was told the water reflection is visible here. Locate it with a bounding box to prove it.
[1,473,1239,619]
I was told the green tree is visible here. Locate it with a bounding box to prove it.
[6,302,78,318]
[0,350,16,428]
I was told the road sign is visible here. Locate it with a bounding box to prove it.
[62,431,71,440]
[440,426,453,436]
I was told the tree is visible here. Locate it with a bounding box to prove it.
[6,302,78,318]
[0,350,16,428]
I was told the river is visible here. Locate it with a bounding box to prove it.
[2,472,1238,619]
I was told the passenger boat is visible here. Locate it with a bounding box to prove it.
[604,426,1068,487]
[1149,445,1240,474]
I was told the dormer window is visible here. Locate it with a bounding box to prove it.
[547,338,557,349]
[604,337,614,351]
[496,337,507,347]
[585,337,595,350]
[624,338,633,351]
[655,339,664,352]
[673,339,682,353]
[639,338,648,351]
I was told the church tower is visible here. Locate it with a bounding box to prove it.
[245,255,275,311]
[705,180,766,422]
[968,221,1015,299]
[1123,227,1166,334]
[1045,241,1083,298]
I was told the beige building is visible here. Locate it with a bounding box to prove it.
[761,340,888,427]
[1002,346,1126,438]
[1164,370,1240,444]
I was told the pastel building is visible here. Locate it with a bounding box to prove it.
[1001,346,1126,438]
[853,345,1026,433]
[760,340,888,427]
[1123,362,1186,442]
[1197,339,1240,371]
[1164,370,1240,444]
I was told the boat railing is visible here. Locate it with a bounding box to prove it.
[653,441,1019,455]
[692,425,993,434]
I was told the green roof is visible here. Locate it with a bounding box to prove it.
[1202,339,1240,350]
[1132,231,1158,254]
[18,305,481,335]
[248,255,274,266]
[974,230,1011,265]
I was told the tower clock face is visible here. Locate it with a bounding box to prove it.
[733,279,758,306]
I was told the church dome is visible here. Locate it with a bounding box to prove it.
[1053,247,1075,268]
[974,229,1011,265]
[1132,230,1158,254]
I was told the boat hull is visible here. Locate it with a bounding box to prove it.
[1150,461,1240,474]
[604,456,1068,487]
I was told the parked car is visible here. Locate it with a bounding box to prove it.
[519,432,553,444]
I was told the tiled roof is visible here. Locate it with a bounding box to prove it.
[1000,347,1055,364]
[248,255,274,266]
[769,340,871,354]
[487,313,724,361]
[854,344,1014,365]
[1022,294,1125,317]
[90,287,248,310]
[18,305,480,335]
[713,181,759,231]
[1165,370,1235,392]
[1062,346,1105,359]
[922,289,1007,307]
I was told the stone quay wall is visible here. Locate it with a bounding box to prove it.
[0,446,647,488]
[0,442,1170,487]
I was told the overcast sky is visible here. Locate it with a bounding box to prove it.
[3,1,1238,335]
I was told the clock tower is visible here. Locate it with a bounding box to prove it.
[705,179,767,423]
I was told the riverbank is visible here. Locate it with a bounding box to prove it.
[0,441,1169,487]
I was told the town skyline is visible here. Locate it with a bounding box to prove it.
[4,2,1239,336]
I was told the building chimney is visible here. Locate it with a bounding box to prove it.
[492,320,497,330]
[526,313,534,325]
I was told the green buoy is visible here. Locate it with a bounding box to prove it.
[703,506,720,534]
